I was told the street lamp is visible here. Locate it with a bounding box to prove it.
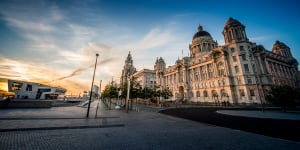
[86,53,99,118]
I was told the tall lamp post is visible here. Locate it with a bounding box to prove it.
[86,53,99,118]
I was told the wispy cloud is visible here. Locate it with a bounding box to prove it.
[4,17,57,32]
[0,3,66,52]
[123,27,175,50]
[0,57,54,82]
[0,2,188,94]
[0,57,92,94]
[51,57,115,82]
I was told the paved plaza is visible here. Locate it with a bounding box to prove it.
[0,101,299,150]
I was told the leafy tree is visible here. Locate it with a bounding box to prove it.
[119,76,140,99]
[266,85,299,111]
[101,82,118,99]
[161,87,173,99]
[152,86,173,100]
[141,87,155,99]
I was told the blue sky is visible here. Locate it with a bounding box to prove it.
[0,0,299,94]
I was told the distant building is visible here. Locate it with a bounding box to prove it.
[154,17,299,104]
[120,51,137,88]
[133,69,156,89]
[92,85,100,97]
[0,78,66,100]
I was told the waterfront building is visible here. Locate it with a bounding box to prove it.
[154,17,299,104]
[133,69,156,89]
[120,51,137,88]
[0,78,66,100]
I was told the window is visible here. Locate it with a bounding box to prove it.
[217,62,225,76]
[232,56,237,62]
[203,90,208,97]
[237,77,241,84]
[244,64,250,73]
[239,89,245,96]
[229,31,232,40]
[220,89,226,97]
[190,92,194,97]
[234,66,239,73]
[247,77,252,84]
[208,64,213,78]
[208,72,213,78]
[196,91,200,97]
[11,82,23,91]
[26,84,32,91]
[231,48,235,52]
[241,54,247,61]
[249,54,253,61]
[219,70,225,76]
[252,64,257,73]
[240,45,244,51]
[250,89,255,96]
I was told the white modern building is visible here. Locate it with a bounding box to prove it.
[1,78,67,100]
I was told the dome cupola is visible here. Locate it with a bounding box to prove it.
[192,25,212,40]
[189,24,217,56]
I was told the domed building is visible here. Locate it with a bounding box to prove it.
[154,17,299,105]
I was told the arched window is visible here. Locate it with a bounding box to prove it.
[203,90,208,97]
[196,91,200,97]
[220,89,226,97]
[217,61,225,76]
[190,92,194,97]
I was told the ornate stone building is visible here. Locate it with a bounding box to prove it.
[120,51,136,88]
[133,69,156,89]
[154,17,299,104]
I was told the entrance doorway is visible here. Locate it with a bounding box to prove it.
[178,86,184,101]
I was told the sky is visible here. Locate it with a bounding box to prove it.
[0,0,299,95]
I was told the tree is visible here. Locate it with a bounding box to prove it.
[101,82,118,99]
[266,85,299,111]
[142,87,155,99]
[119,76,140,99]
[161,87,173,99]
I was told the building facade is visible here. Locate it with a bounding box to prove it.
[120,51,137,88]
[0,78,66,100]
[154,17,299,104]
[133,69,156,89]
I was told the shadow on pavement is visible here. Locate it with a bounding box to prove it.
[159,107,300,142]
